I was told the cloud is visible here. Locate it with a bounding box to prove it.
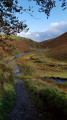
[50,22,67,32]
[17,22,67,42]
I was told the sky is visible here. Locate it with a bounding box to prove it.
[17,0,67,42]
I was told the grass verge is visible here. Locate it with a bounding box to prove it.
[0,80,16,120]
[17,75,67,120]
[0,60,17,120]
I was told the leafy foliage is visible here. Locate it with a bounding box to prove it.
[0,0,29,35]
[31,0,67,18]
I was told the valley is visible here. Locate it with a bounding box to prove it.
[0,33,67,120]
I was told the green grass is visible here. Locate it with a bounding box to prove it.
[43,71,67,79]
[0,60,16,120]
[18,75,67,120]
[16,50,67,120]
[0,33,67,119]
[0,81,16,120]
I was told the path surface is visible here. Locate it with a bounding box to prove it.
[7,78,44,120]
[6,51,45,120]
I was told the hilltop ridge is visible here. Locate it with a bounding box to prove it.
[40,32,67,48]
[40,32,67,61]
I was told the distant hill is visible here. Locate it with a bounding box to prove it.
[0,33,67,61]
[40,32,67,61]
[0,34,38,57]
[11,36,38,53]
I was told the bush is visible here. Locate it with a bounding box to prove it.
[0,72,14,88]
[21,64,33,76]
[38,86,67,119]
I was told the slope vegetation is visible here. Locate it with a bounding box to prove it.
[0,34,39,57]
[10,36,38,53]
[40,32,67,61]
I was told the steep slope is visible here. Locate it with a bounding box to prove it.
[0,35,38,57]
[40,32,67,61]
[11,36,38,53]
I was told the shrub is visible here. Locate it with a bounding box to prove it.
[21,64,33,76]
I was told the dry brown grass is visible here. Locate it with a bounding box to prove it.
[39,32,67,61]
[0,35,15,56]
[11,36,38,53]
[15,51,67,93]
[0,34,39,57]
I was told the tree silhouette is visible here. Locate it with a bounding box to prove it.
[0,0,67,35]
[0,0,29,35]
[31,0,67,19]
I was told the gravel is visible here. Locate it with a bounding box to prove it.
[7,78,44,120]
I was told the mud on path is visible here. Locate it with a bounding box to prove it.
[7,78,44,120]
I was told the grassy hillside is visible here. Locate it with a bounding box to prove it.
[40,32,67,61]
[0,34,39,58]
[0,33,67,61]
[10,36,39,53]
[0,34,20,57]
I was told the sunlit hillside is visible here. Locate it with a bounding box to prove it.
[40,32,67,61]
[0,34,39,57]
[11,35,39,53]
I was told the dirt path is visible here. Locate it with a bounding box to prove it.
[7,52,46,120]
[7,78,44,120]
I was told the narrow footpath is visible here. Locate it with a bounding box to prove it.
[7,52,45,120]
[7,78,44,120]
